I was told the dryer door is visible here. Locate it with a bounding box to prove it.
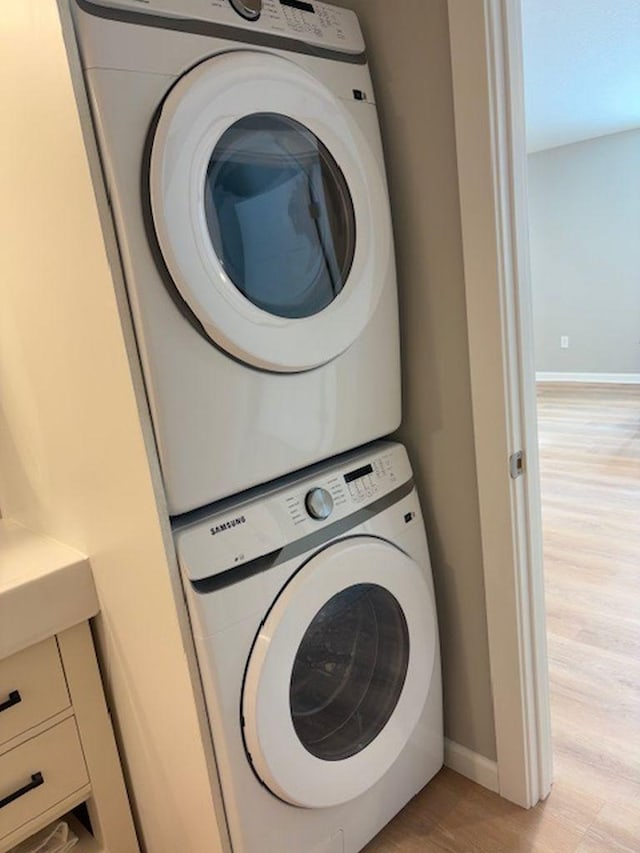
[242,536,437,808]
[149,51,392,372]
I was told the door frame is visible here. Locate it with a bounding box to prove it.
[447,0,553,808]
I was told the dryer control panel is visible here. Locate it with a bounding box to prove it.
[174,442,412,582]
[81,0,365,55]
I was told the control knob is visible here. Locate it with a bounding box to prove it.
[305,487,333,521]
[228,0,262,20]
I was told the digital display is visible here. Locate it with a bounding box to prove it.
[344,464,373,484]
[280,0,315,12]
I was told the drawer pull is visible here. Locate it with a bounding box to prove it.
[0,690,22,713]
[0,772,44,810]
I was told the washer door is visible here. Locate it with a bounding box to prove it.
[242,537,437,808]
[149,51,391,372]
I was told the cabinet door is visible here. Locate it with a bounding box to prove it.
[0,640,70,748]
[0,717,88,841]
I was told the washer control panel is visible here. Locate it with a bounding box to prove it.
[175,443,413,582]
[282,450,400,526]
[83,0,365,55]
[343,455,398,504]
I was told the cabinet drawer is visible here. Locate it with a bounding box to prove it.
[0,717,89,841]
[0,640,70,747]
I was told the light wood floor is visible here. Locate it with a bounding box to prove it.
[363,383,640,852]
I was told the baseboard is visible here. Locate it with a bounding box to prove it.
[444,739,499,793]
[536,372,640,385]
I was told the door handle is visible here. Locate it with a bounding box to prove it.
[0,690,21,713]
[0,772,44,810]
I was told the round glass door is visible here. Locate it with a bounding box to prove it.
[149,51,392,372]
[204,113,355,320]
[290,584,409,761]
[241,537,437,808]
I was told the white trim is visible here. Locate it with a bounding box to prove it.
[499,0,554,808]
[448,0,553,808]
[444,739,499,793]
[536,372,640,385]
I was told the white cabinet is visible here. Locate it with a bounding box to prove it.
[0,523,139,853]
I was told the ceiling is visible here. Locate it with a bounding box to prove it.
[522,0,640,152]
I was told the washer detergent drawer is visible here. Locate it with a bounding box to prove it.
[0,640,70,748]
[0,718,89,842]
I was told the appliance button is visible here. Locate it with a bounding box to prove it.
[228,0,262,20]
[305,488,334,521]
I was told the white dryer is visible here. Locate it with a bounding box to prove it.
[174,442,443,853]
[71,0,401,515]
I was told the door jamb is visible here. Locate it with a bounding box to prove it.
[447,0,553,808]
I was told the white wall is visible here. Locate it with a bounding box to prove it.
[0,4,227,851]
[529,128,640,376]
[335,0,496,761]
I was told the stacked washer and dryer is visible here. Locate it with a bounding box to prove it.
[71,0,443,850]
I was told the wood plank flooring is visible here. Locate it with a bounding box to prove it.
[363,383,640,852]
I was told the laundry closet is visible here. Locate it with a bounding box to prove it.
[0,2,489,852]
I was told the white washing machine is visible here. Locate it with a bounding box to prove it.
[174,441,443,853]
[71,0,401,515]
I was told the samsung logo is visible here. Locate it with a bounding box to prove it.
[210,515,246,536]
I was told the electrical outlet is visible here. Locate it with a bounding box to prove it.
[560,336,569,349]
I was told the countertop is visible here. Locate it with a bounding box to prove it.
[0,520,98,660]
